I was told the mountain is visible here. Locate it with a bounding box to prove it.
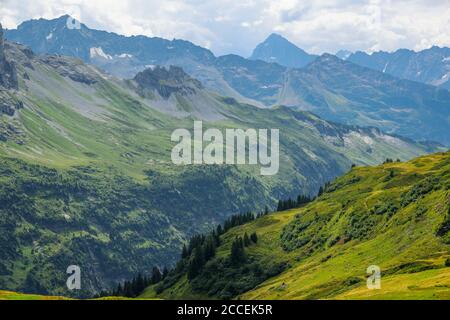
[5,16,450,146]
[0,23,18,90]
[141,151,450,300]
[277,54,450,145]
[347,46,450,89]
[212,52,450,145]
[5,15,215,79]
[0,25,440,297]
[249,33,317,68]
[335,50,352,60]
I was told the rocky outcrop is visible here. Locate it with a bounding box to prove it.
[0,24,3,62]
[0,92,23,116]
[134,66,203,98]
[0,23,18,89]
[40,56,98,85]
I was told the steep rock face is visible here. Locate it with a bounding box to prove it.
[0,94,23,116]
[0,23,18,90]
[133,66,203,98]
[40,55,98,85]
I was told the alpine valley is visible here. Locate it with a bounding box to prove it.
[5,16,450,145]
[0,14,449,300]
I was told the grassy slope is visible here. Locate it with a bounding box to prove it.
[0,290,70,300]
[0,43,444,296]
[142,151,450,300]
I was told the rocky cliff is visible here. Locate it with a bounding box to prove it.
[0,23,18,90]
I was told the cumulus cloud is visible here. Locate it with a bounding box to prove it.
[0,0,449,56]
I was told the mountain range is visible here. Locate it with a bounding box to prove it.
[346,47,450,90]
[5,16,450,146]
[1,19,441,296]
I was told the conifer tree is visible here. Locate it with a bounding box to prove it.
[230,237,246,264]
[243,232,251,247]
[250,232,258,243]
[181,244,188,259]
[151,266,162,284]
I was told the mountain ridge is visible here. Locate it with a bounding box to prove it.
[1,33,439,296]
[5,16,450,146]
[250,33,316,68]
[347,46,450,89]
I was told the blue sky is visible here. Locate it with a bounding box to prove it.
[0,0,449,56]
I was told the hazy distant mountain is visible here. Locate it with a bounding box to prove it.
[5,15,215,79]
[211,52,450,145]
[347,47,450,89]
[250,33,316,68]
[335,50,352,60]
[277,54,450,145]
[5,16,450,145]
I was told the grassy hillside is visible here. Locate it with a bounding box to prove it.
[0,290,70,300]
[1,39,441,296]
[142,151,450,300]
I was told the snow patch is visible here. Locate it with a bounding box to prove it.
[89,47,112,60]
[46,32,53,40]
[343,132,374,147]
[302,148,318,160]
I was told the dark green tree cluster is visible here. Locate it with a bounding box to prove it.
[222,212,256,233]
[185,212,259,280]
[317,182,332,197]
[150,211,261,290]
[277,194,313,212]
[104,266,168,298]
[230,232,258,265]
[187,234,218,280]
[182,231,220,260]
[255,206,270,218]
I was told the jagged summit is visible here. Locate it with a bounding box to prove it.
[0,22,18,89]
[0,22,4,60]
[133,65,203,98]
[250,33,316,68]
[6,15,216,78]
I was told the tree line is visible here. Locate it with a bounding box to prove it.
[98,188,319,298]
[185,212,258,280]
[97,266,168,298]
[276,193,314,212]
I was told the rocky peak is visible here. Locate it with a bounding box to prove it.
[0,22,18,90]
[250,33,316,68]
[133,66,203,99]
[0,23,5,61]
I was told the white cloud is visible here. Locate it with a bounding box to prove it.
[0,0,449,56]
